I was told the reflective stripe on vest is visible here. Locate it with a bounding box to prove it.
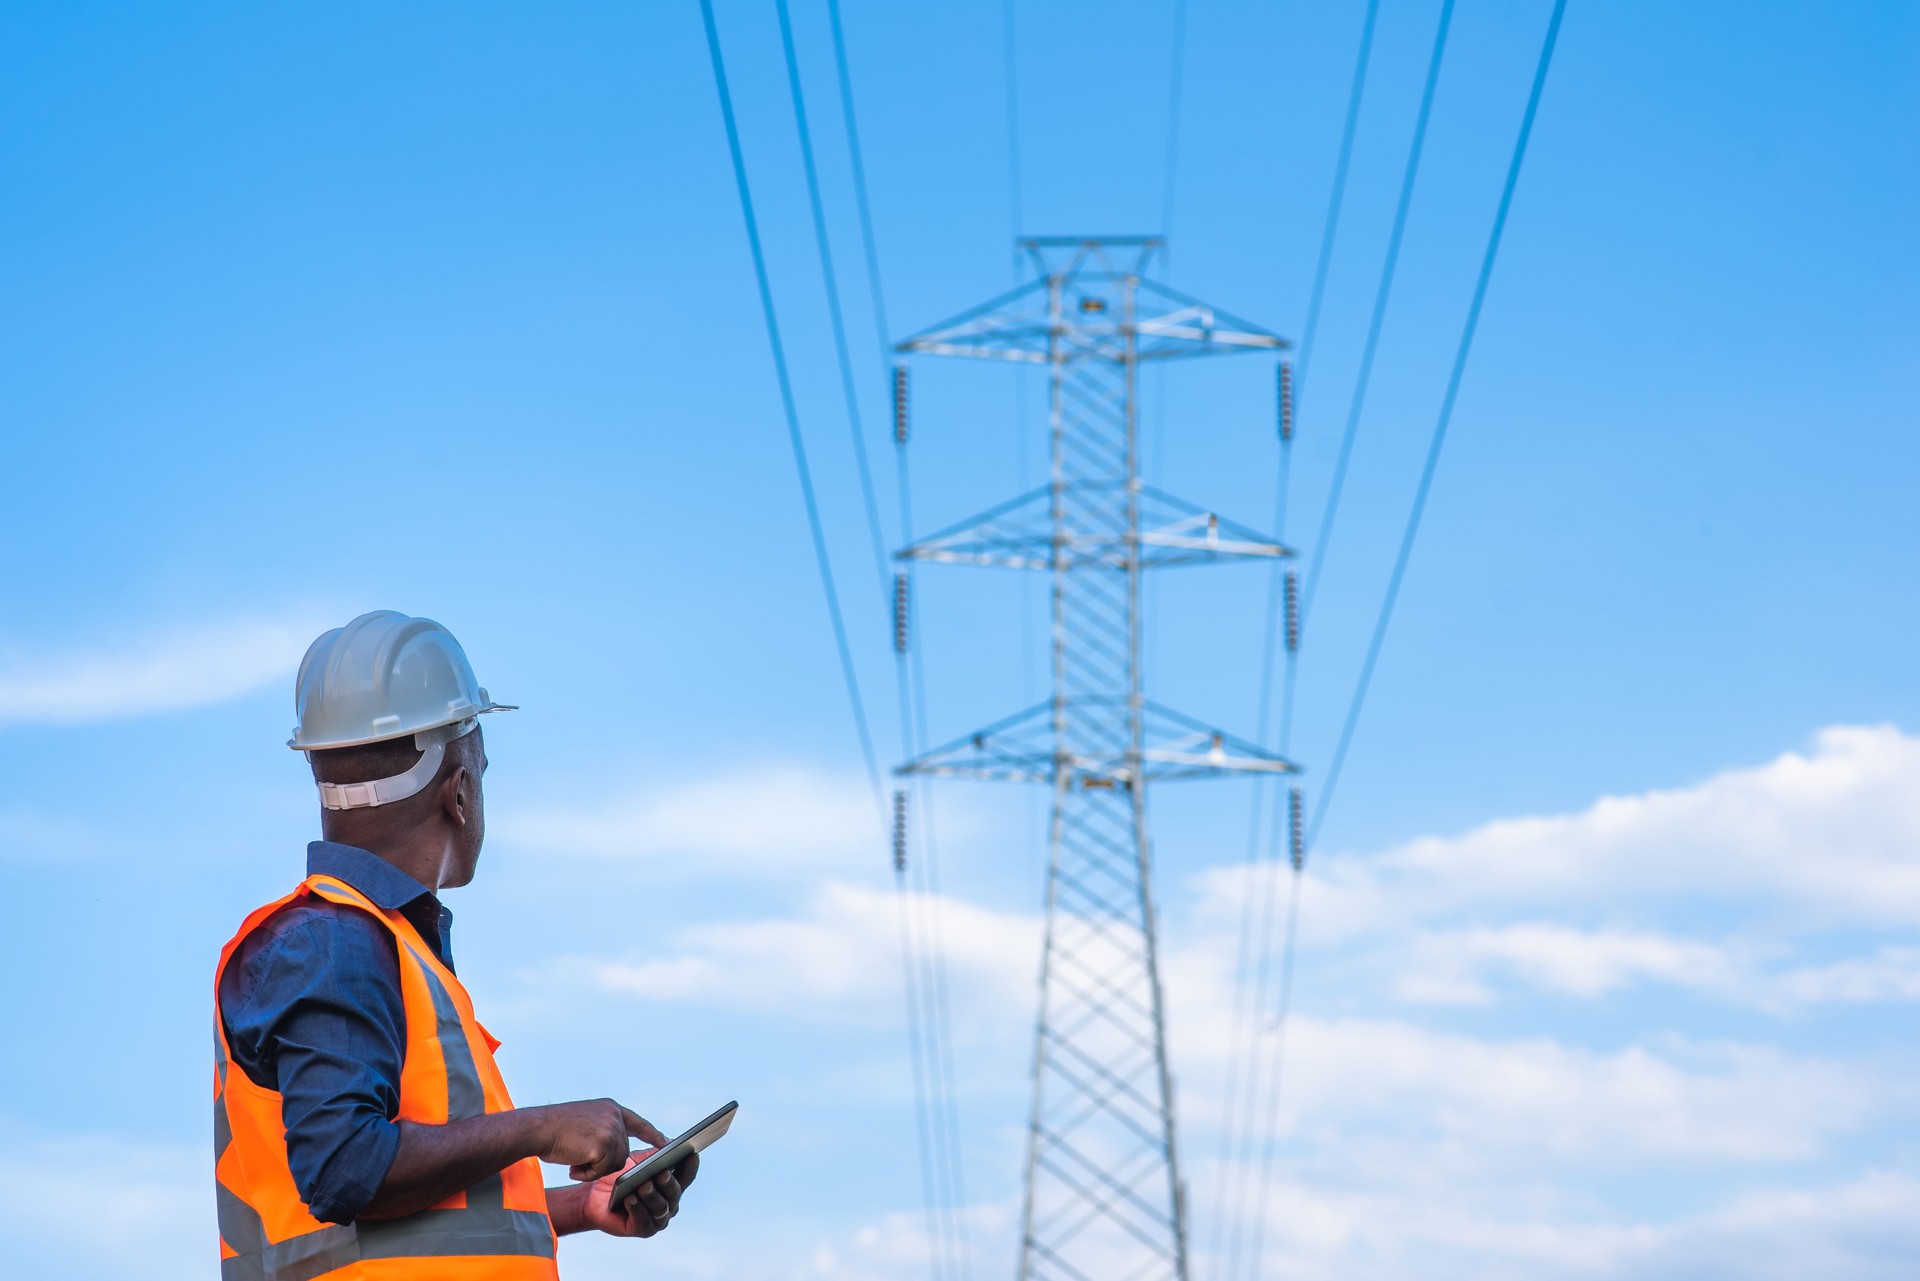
[213,874,558,1280]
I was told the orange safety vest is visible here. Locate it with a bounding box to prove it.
[213,872,559,1280]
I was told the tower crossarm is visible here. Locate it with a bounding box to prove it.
[897,265,1288,367]
[900,484,1293,571]
[897,698,1299,787]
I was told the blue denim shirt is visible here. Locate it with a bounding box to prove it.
[218,842,457,1224]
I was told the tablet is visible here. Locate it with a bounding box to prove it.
[609,1101,738,1207]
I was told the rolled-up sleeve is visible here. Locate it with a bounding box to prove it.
[219,906,408,1224]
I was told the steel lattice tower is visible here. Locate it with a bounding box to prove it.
[896,238,1298,1281]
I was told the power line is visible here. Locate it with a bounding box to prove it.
[826,0,894,373]
[1003,0,1024,250]
[696,0,887,833]
[1306,0,1565,854]
[1002,0,1042,921]
[1292,0,1382,397]
[889,793,952,1281]
[904,657,973,1281]
[1214,440,1294,1281]
[1147,0,1190,676]
[1211,5,1376,1274]
[1299,0,1457,623]
[1237,853,1303,1281]
[777,3,960,1275]
[1161,0,1189,238]
[775,0,891,600]
[823,3,973,1273]
[1241,8,1568,1276]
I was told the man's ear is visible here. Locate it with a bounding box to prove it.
[442,766,471,828]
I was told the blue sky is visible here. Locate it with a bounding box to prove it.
[1,1,1918,1277]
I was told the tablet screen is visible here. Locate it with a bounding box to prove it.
[609,1101,738,1206]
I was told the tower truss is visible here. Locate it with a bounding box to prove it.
[897,237,1296,1281]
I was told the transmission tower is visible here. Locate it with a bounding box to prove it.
[896,237,1298,1281]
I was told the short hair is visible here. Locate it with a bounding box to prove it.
[306,725,482,806]
[307,736,428,787]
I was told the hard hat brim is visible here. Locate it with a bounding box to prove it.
[287,700,516,752]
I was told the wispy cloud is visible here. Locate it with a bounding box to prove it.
[497,768,892,876]
[0,615,319,727]
[560,880,1037,1025]
[1275,723,1920,935]
[534,724,1920,1279]
[1221,1166,1920,1281]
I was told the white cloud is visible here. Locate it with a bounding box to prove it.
[1383,926,1920,1009]
[0,614,319,727]
[528,725,1920,1279]
[498,769,887,875]
[558,1198,1016,1281]
[1222,1167,1920,1281]
[564,886,1884,1172]
[1774,946,1920,1004]
[1166,725,1920,1019]
[1397,922,1748,1005]
[552,1168,1916,1281]
[1422,924,1743,1000]
[1260,724,1920,941]
[1225,1017,1872,1166]
[569,879,1038,1028]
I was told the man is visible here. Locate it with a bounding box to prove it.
[214,609,693,1279]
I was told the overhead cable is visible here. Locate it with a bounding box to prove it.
[825,3,973,1273]
[1305,0,1565,855]
[1213,395,1295,1281]
[1244,9,1568,1279]
[1002,0,1024,253]
[1002,0,1033,604]
[888,787,952,1281]
[696,0,887,834]
[1299,0,1457,623]
[1291,0,1382,397]
[1160,0,1190,239]
[826,0,895,372]
[1210,6,1379,1274]
[775,0,892,600]
[782,3,959,1272]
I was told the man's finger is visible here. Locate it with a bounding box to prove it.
[676,1150,700,1188]
[654,1170,683,1215]
[635,1181,671,1222]
[577,1146,626,1182]
[620,1108,670,1149]
[623,1191,659,1238]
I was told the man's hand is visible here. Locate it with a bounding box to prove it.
[553,1149,700,1238]
[528,1100,669,1182]
[363,1098,669,1221]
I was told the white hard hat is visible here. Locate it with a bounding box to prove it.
[290,610,516,810]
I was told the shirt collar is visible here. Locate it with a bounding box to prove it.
[306,841,439,912]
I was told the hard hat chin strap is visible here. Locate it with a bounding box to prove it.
[315,720,478,811]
